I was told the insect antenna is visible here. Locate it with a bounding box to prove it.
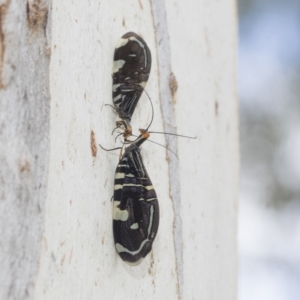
[111,126,119,135]
[123,88,196,159]
[108,85,196,157]
[114,132,124,142]
[130,133,179,159]
[143,89,154,132]
[144,138,179,159]
[147,131,196,139]
[142,89,196,139]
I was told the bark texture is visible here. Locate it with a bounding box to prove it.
[0,0,50,299]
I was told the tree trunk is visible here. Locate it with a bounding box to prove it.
[0,0,238,299]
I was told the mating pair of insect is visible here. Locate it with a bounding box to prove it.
[106,32,191,265]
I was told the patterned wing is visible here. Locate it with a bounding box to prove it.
[113,145,159,265]
[112,32,151,122]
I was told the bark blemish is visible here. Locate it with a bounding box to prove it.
[149,252,156,289]
[60,254,66,266]
[169,72,178,104]
[26,0,48,28]
[138,0,143,10]
[45,47,51,56]
[215,101,219,116]
[90,130,97,157]
[19,158,31,173]
[0,2,8,89]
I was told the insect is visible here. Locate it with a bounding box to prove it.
[112,32,151,139]
[105,33,194,265]
[112,129,159,265]
[102,119,194,264]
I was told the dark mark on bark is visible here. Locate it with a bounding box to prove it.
[60,254,65,266]
[45,47,51,56]
[91,130,97,157]
[19,159,31,173]
[215,101,219,116]
[138,0,143,10]
[169,72,178,103]
[0,2,8,89]
[26,0,48,28]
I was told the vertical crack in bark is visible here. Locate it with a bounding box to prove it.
[150,1,183,298]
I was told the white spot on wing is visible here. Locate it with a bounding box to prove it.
[116,37,130,49]
[139,81,147,88]
[115,172,125,179]
[114,184,123,190]
[130,223,139,229]
[148,205,155,235]
[146,198,157,202]
[113,201,129,221]
[113,60,125,73]
[121,184,154,190]
[116,239,148,255]
[126,173,135,177]
[113,94,121,102]
[113,83,121,92]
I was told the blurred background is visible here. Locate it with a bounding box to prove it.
[238,0,300,299]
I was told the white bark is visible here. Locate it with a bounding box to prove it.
[0,0,50,299]
[0,0,238,299]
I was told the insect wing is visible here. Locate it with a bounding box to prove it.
[113,147,159,265]
[112,32,152,121]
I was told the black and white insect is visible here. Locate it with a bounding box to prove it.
[105,33,194,265]
[106,129,194,264]
[112,32,151,138]
[112,129,159,265]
